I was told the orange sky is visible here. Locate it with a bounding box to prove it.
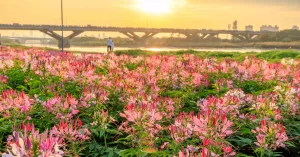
[1,0,299,36]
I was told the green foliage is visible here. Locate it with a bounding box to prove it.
[160,87,229,112]
[207,52,234,58]
[61,81,84,99]
[29,105,58,132]
[175,49,197,55]
[275,30,300,41]
[256,51,300,60]
[85,142,119,157]
[282,117,300,156]
[282,37,292,42]
[0,38,17,45]
[238,80,276,94]
[125,62,141,71]
[115,49,148,57]
[104,91,124,119]
[115,49,300,62]
[6,68,26,90]
[95,66,109,75]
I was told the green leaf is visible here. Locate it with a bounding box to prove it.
[108,151,114,157]
[99,130,105,137]
[16,85,27,91]
[241,128,252,135]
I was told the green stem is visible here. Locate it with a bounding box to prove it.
[260,150,264,157]
[104,128,107,148]
[33,142,38,157]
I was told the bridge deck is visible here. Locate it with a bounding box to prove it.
[0,24,272,35]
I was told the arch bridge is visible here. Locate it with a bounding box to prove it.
[0,23,274,48]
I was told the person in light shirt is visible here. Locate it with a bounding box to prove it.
[107,37,114,53]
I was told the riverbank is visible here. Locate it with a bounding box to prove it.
[45,37,300,49]
[114,49,300,61]
[3,45,300,62]
[63,41,300,49]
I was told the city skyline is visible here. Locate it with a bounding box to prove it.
[1,0,299,30]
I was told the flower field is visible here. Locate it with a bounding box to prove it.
[0,46,299,157]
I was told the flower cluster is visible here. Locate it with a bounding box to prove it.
[0,90,32,115]
[119,99,163,146]
[251,120,288,150]
[51,119,91,143]
[170,112,194,143]
[2,124,63,157]
[42,94,81,120]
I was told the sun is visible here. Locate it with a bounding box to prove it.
[136,0,173,14]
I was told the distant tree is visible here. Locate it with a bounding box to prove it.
[282,37,292,42]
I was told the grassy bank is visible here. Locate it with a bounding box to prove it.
[115,49,300,61]
[2,45,300,62]
[47,40,300,49]
[0,38,17,45]
[49,36,300,49]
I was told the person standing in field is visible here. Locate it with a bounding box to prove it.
[111,40,114,52]
[107,37,114,53]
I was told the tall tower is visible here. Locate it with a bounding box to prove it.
[233,20,238,31]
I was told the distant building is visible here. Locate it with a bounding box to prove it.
[232,21,238,31]
[228,24,231,30]
[292,25,299,30]
[245,25,254,31]
[260,25,279,32]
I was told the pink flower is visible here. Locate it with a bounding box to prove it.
[252,120,288,150]
[3,123,63,157]
[42,94,81,120]
[0,90,33,114]
[160,142,169,150]
[51,119,90,143]
[222,145,236,157]
[0,75,8,84]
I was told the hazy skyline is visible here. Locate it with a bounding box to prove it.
[1,0,299,30]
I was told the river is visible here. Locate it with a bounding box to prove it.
[23,43,282,53]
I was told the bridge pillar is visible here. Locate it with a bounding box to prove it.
[120,31,157,43]
[249,34,258,40]
[40,30,84,48]
[182,33,213,41]
[231,33,255,41]
[204,33,220,41]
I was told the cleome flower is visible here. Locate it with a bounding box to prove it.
[0,75,8,84]
[169,112,194,143]
[251,120,288,150]
[2,124,63,157]
[51,118,91,143]
[42,94,80,120]
[0,90,32,114]
[119,96,165,147]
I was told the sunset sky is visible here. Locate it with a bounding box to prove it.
[1,0,299,36]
